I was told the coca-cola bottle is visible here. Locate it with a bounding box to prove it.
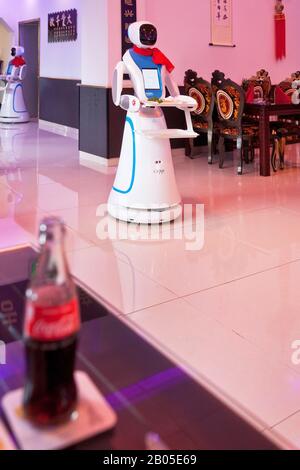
[23,217,81,426]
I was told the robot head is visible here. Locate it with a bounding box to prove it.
[128,21,157,49]
[11,46,25,57]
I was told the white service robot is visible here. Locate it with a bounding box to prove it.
[0,46,29,124]
[108,21,197,224]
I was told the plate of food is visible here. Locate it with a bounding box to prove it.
[144,97,175,107]
[144,96,196,109]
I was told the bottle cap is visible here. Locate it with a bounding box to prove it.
[39,217,65,245]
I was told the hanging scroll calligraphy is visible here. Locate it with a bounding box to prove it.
[121,0,137,57]
[48,9,78,43]
[210,0,234,47]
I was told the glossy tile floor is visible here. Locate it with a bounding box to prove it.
[1,122,300,448]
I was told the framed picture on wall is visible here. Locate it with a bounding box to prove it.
[48,9,78,43]
[210,0,235,47]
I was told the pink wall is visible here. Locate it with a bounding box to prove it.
[144,0,300,85]
[1,0,298,85]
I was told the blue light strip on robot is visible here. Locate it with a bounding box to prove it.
[13,84,27,113]
[113,117,136,194]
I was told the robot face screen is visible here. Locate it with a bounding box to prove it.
[140,24,157,46]
[11,47,16,57]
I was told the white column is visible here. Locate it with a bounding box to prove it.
[81,0,148,87]
[81,0,109,87]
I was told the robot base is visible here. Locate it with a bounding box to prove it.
[0,80,30,124]
[108,204,182,225]
[0,115,30,124]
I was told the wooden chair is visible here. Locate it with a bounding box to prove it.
[290,71,300,80]
[277,80,294,99]
[271,77,300,171]
[211,69,226,91]
[276,75,300,108]
[242,69,272,103]
[242,70,293,171]
[271,127,288,172]
[279,71,300,94]
[215,78,258,175]
[184,70,215,163]
[212,70,248,161]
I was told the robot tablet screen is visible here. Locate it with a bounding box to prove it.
[142,68,160,90]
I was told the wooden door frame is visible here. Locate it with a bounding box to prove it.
[18,18,40,118]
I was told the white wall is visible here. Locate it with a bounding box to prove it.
[81,0,147,87]
[0,0,144,86]
[0,18,13,72]
[81,0,108,86]
[2,0,297,87]
[144,0,300,86]
[0,0,82,79]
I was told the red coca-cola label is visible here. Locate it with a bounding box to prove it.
[25,299,80,342]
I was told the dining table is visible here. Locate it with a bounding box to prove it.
[244,102,300,176]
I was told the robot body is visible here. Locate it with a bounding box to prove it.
[109,107,182,223]
[0,47,30,124]
[108,22,197,224]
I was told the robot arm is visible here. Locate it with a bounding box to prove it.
[0,81,7,92]
[112,62,125,107]
[0,70,13,90]
[18,64,27,81]
[165,71,197,112]
[112,61,140,112]
[165,72,180,98]
[0,66,21,83]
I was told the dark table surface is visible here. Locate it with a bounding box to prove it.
[0,246,279,450]
[244,102,300,177]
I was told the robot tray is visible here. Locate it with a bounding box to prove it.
[137,129,198,139]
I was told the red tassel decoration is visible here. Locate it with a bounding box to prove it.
[275,1,286,60]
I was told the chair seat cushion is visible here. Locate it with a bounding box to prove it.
[193,121,209,131]
[220,125,258,138]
